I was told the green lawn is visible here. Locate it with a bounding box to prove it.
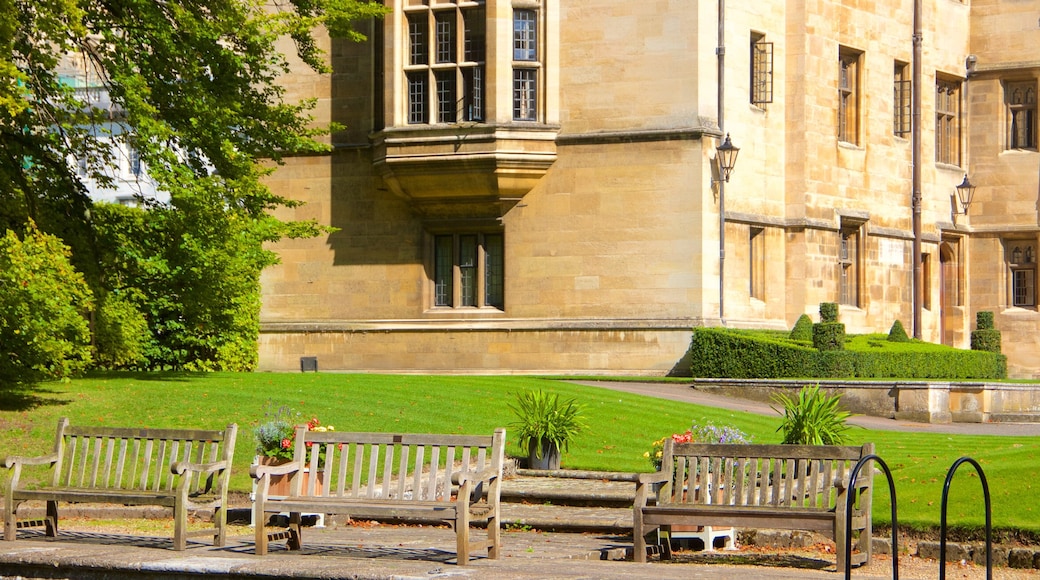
[2,372,1035,537]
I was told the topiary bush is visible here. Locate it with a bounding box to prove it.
[887,320,910,342]
[813,303,845,351]
[790,314,814,342]
[970,311,1001,354]
[819,302,839,323]
[976,311,995,330]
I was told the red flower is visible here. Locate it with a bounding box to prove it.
[280,438,292,449]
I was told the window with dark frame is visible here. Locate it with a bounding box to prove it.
[936,78,961,166]
[512,8,539,121]
[433,232,504,310]
[513,69,536,121]
[894,61,911,137]
[513,9,536,61]
[407,72,427,124]
[838,49,860,144]
[406,2,485,125]
[1007,80,1037,150]
[129,146,142,177]
[750,33,773,106]
[1008,241,1037,308]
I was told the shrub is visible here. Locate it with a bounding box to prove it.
[0,222,94,385]
[93,291,151,369]
[887,320,910,342]
[772,384,853,445]
[789,314,814,342]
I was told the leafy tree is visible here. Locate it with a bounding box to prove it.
[1,0,386,371]
[0,221,93,385]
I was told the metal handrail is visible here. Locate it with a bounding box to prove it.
[844,453,898,579]
[939,457,992,580]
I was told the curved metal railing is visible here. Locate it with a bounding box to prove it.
[939,456,992,580]
[844,453,898,579]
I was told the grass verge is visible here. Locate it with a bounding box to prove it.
[1,372,1036,537]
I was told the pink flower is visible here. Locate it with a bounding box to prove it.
[280,438,292,449]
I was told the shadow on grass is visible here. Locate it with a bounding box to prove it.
[0,386,72,412]
[83,370,208,382]
[0,371,207,411]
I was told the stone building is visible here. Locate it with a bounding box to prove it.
[257,0,1040,377]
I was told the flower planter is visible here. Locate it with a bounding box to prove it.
[527,439,561,470]
[257,456,324,497]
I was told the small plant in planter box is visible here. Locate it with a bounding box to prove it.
[645,421,752,470]
[509,390,586,470]
[771,384,853,445]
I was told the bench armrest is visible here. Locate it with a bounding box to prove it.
[451,467,499,486]
[637,470,670,486]
[1,452,60,470]
[250,461,302,480]
[171,459,231,477]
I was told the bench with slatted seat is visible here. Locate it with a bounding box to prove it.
[3,417,237,550]
[251,427,506,564]
[633,441,874,570]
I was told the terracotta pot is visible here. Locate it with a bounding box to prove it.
[257,456,324,496]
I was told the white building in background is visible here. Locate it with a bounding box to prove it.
[58,52,166,206]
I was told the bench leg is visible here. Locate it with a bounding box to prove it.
[632,508,654,563]
[486,512,501,560]
[173,499,187,551]
[254,510,268,556]
[213,503,227,547]
[287,512,303,550]
[456,509,471,564]
[661,528,673,560]
[3,499,17,541]
[45,501,58,538]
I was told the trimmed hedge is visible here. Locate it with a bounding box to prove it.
[689,327,1007,379]
[691,327,820,378]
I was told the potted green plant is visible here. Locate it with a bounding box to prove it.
[252,403,334,495]
[771,384,853,445]
[509,390,586,470]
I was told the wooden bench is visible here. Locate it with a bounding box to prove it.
[251,427,506,564]
[634,441,874,570]
[3,417,237,550]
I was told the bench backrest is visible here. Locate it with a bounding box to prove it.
[290,427,506,502]
[659,442,874,511]
[52,418,237,495]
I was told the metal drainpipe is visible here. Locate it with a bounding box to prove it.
[912,0,923,338]
[717,0,726,325]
